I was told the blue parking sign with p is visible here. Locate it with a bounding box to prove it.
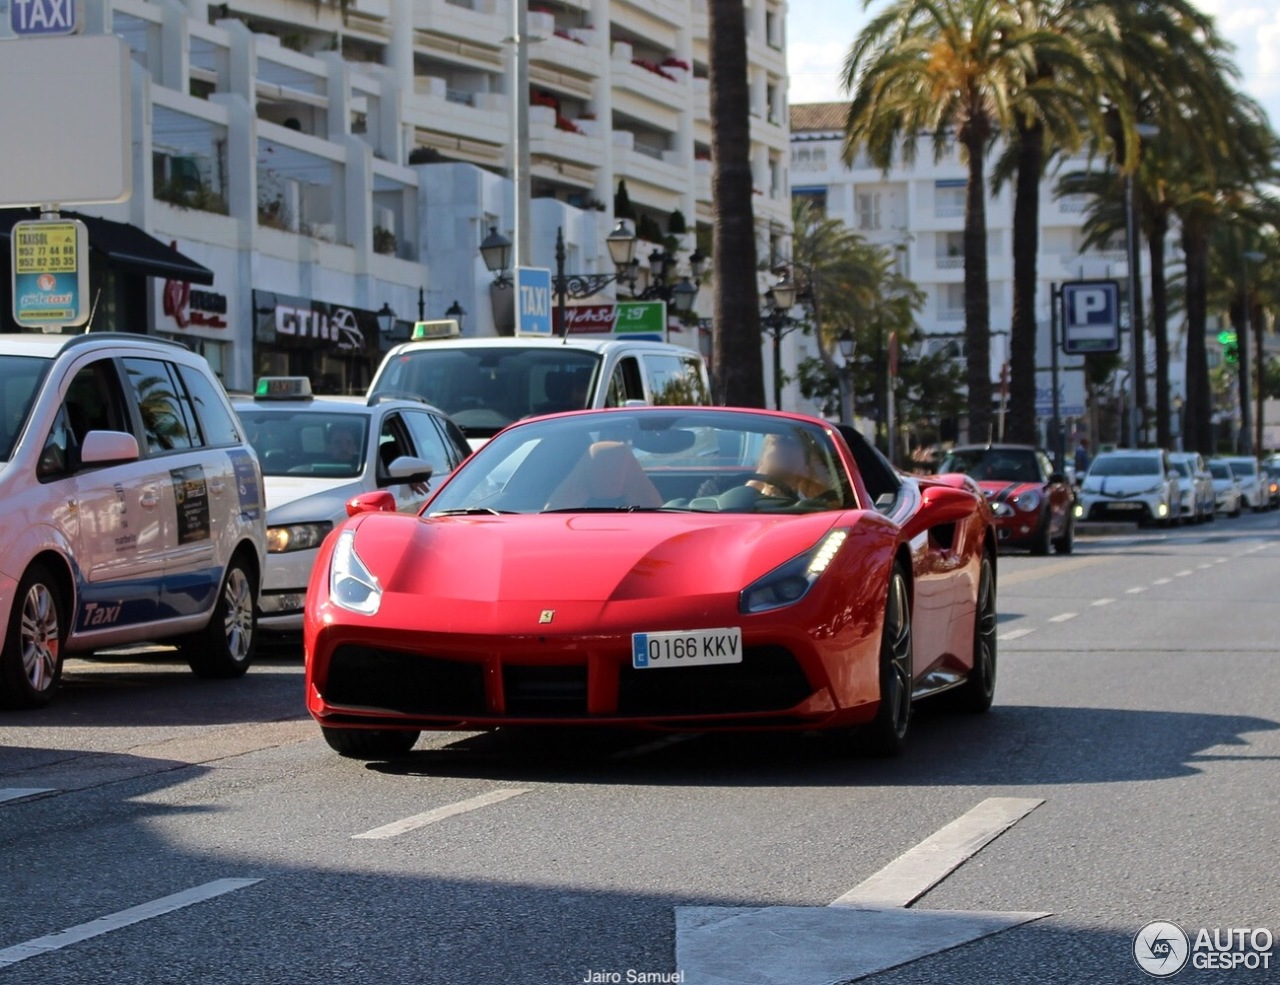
[1061,280,1120,354]
[515,267,553,337]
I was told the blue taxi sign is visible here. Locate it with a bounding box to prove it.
[10,0,81,36]
[514,266,553,336]
[254,376,313,400]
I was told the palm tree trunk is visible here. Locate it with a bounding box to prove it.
[1254,297,1265,458]
[708,0,763,407]
[1181,222,1213,454]
[1128,186,1148,444]
[1008,120,1042,446]
[962,128,993,443]
[1147,216,1171,448]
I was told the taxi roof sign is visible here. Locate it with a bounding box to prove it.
[412,319,461,340]
[255,376,313,400]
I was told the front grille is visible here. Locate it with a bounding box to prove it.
[503,665,588,716]
[323,645,487,716]
[616,645,812,716]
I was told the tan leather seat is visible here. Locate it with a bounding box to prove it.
[545,441,663,509]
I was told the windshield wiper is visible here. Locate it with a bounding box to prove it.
[430,507,517,516]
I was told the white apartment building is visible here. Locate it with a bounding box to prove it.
[0,0,792,393]
[787,102,1167,435]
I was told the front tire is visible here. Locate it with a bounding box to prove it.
[0,564,66,709]
[322,726,421,759]
[862,563,913,757]
[182,558,257,679]
[959,552,997,713]
[1052,511,1074,554]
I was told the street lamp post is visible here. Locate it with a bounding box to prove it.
[838,330,856,424]
[1240,248,1265,456]
[761,271,798,411]
[1123,122,1159,448]
[444,299,466,334]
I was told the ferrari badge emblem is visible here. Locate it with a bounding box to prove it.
[539,610,555,624]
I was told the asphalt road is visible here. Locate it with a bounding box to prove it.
[1,510,1278,985]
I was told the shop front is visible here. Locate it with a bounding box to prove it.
[153,244,234,383]
[252,291,383,396]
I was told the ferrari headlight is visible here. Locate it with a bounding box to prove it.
[740,530,847,614]
[1013,490,1041,512]
[267,521,333,553]
[329,528,381,615]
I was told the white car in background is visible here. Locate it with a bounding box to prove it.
[232,378,470,641]
[1076,449,1180,527]
[1167,451,1215,524]
[1207,459,1244,517]
[1217,456,1268,512]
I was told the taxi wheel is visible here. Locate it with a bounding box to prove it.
[321,726,421,759]
[183,558,257,679]
[0,565,66,709]
[862,562,913,757]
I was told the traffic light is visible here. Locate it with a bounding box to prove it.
[1218,330,1239,365]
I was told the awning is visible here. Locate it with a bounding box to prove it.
[0,208,214,285]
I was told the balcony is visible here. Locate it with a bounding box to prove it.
[407,77,507,148]
[529,106,604,178]
[414,1,506,54]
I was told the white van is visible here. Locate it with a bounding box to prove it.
[368,333,711,447]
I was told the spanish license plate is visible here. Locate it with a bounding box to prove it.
[1109,502,1141,510]
[631,628,743,668]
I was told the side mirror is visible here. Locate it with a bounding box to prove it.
[346,490,397,517]
[80,430,140,466]
[918,483,981,524]
[379,455,434,489]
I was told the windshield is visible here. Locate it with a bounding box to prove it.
[426,410,856,515]
[238,409,369,478]
[1209,462,1232,479]
[0,355,51,461]
[370,346,602,439]
[1227,460,1257,477]
[1170,460,1192,478]
[1087,455,1160,477]
[938,447,1042,483]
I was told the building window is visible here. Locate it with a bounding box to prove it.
[939,283,965,321]
[856,192,881,231]
[935,179,966,218]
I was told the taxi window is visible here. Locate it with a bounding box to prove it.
[643,353,708,406]
[0,355,49,461]
[64,359,131,444]
[122,357,200,454]
[178,364,242,447]
[395,410,454,474]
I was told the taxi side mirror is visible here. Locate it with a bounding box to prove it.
[80,430,140,466]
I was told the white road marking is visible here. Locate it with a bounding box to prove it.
[1092,598,1115,607]
[1047,612,1077,623]
[1126,586,1147,594]
[0,789,53,805]
[0,879,260,969]
[1197,564,1212,570]
[1215,558,1227,564]
[1153,578,1171,585]
[676,797,1050,984]
[997,628,1035,642]
[830,797,1045,909]
[1175,570,1193,578]
[352,788,529,840]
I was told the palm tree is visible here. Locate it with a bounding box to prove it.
[841,0,1037,443]
[994,0,1119,447]
[708,0,764,407]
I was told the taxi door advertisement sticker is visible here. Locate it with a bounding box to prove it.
[170,465,211,543]
[227,449,262,521]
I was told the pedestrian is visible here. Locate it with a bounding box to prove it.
[1074,436,1090,475]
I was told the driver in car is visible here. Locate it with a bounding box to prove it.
[747,432,832,500]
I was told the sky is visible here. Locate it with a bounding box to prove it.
[786,0,1280,131]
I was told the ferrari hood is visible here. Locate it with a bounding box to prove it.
[351,511,846,605]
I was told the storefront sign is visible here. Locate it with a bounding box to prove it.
[556,300,667,338]
[155,241,231,339]
[252,291,376,354]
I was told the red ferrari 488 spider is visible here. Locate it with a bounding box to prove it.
[304,408,997,759]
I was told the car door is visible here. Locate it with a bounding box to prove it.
[58,356,169,633]
[119,355,229,620]
[380,409,450,512]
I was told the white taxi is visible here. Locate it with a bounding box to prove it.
[232,378,469,638]
[0,332,267,709]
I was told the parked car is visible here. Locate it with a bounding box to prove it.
[1261,459,1280,508]
[1167,452,1215,524]
[368,327,711,448]
[304,407,997,760]
[1075,449,1180,527]
[936,443,1075,553]
[1218,456,1268,512]
[231,377,469,641]
[1207,459,1244,517]
[0,333,267,708]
